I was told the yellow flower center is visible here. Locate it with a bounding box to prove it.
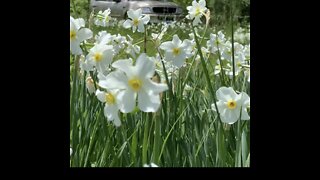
[70,30,76,40]
[237,62,242,67]
[105,93,116,105]
[94,53,103,62]
[133,18,139,26]
[128,78,142,91]
[172,48,181,56]
[227,100,237,109]
[195,7,201,16]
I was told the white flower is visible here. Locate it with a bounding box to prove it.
[86,76,96,94]
[244,44,250,60]
[123,9,150,33]
[240,92,250,120]
[99,53,168,113]
[94,9,112,27]
[215,87,244,124]
[143,163,159,167]
[70,16,93,55]
[186,0,208,26]
[207,31,226,54]
[245,69,250,83]
[95,31,113,45]
[112,34,127,55]
[96,89,121,127]
[160,34,190,68]
[80,55,94,72]
[195,46,210,61]
[151,24,169,46]
[70,148,73,156]
[125,35,140,58]
[86,44,114,74]
[221,42,245,63]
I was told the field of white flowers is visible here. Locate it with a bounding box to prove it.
[70,0,250,167]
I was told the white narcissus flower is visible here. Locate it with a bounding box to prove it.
[94,9,112,27]
[123,9,150,33]
[95,31,113,45]
[207,31,226,54]
[240,92,250,120]
[160,34,190,68]
[221,41,245,63]
[195,46,210,61]
[245,69,250,83]
[125,35,140,58]
[215,87,244,124]
[151,24,169,46]
[80,55,94,72]
[96,89,121,127]
[99,53,168,113]
[143,163,159,167]
[112,34,127,55]
[186,0,208,26]
[244,44,250,60]
[86,44,114,74]
[86,76,96,94]
[70,16,93,55]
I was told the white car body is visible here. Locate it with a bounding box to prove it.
[90,0,184,23]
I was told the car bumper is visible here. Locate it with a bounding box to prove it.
[143,14,185,23]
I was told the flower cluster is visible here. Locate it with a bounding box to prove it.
[71,3,250,128]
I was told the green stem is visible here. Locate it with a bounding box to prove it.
[152,113,161,164]
[235,119,242,167]
[230,0,236,87]
[144,25,147,53]
[191,24,221,122]
[142,113,150,165]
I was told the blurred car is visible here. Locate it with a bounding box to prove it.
[90,0,184,23]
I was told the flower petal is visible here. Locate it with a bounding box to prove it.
[160,42,174,51]
[137,21,145,32]
[172,53,186,68]
[112,59,134,77]
[123,19,133,28]
[104,104,120,126]
[221,109,239,124]
[127,10,135,19]
[141,15,150,24]
[98,70,128,89]
[71,41,83,55]
[135,53,155,78]
[199,0,206,7]
[172,35,182,46]
[134,8,142,17]
[75,18,85,28]
[138,90,161,112]
[241,108,250,120]
[143,79,168,94]
[216,87,237,102]
[77,28,93,42]
[241,92,250,106]
[117,89,136,113]
[96,89,106,103]
[164,52,174,62]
